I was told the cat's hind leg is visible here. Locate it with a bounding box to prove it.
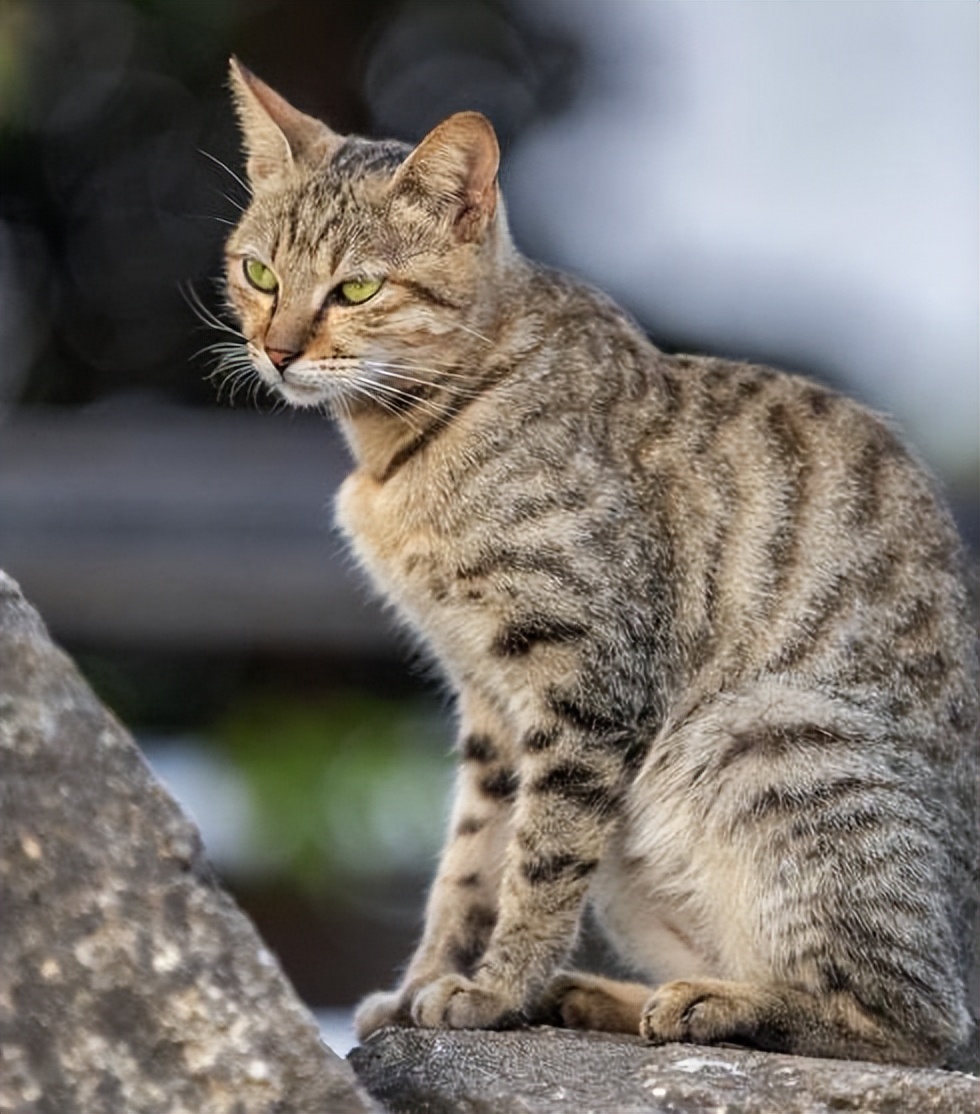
[611,686,973,1067]
[638,977,929,1065]
[544,971,939,1064]
[540,971,653,1033]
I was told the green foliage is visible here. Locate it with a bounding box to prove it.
[214,691,453,892]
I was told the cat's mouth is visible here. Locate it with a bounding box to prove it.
[249,346,333,407]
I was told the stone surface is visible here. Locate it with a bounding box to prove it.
[349,1027,979,1114]
[0,570,378,1114]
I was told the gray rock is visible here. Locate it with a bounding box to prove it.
[349,1027,978,1114]
[0,570,378,1114]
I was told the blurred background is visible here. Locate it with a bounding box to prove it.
[1,0,976,1053]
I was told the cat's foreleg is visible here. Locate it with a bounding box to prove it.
[354,706,515,1039]
[410,716,632,1030]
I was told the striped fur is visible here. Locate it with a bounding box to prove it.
[224,62,978,1067]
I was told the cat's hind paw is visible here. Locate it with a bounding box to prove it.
[539,971,651,1033]
[411,973,523,1030]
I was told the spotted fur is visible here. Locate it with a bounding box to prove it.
[223,60,978,1067]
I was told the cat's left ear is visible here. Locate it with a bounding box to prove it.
[229,57,344,188]
[390,112,499,242]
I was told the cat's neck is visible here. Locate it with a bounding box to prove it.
[335,257,543,481]
[333,354,497,482]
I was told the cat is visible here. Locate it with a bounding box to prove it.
[221,58,978,1068]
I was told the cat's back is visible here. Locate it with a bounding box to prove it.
[626,349,974,721]
[483,273,974,706]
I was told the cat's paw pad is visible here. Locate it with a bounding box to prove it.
[411,974,520,1030]
[640,979,746,1045]
[354,988,411,1040]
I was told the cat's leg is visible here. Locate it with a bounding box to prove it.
[539,973,939,1062]
[617,694,972,1066]
[354,695,514,1039]
[538,872,717,1033]
[639,978,935,1065]
[409,705,638,1030]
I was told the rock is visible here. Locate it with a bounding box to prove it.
[349,1027,978,1114]
[0,571,378,1114]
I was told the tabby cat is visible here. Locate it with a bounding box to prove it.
[222,59,977,1067]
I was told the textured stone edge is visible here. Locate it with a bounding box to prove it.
[0,569,379,1114]
[349,1020,979,1113]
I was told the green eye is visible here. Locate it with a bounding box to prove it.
[244,257,278,293]
[339,278,383,305]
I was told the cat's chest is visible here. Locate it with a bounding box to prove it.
[334,468,496,666]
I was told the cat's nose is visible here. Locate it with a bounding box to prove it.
[266,347,299,372]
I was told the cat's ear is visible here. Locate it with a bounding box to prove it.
[228,57,344,188]
[390,112,500,241]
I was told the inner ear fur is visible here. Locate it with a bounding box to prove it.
[228,57,344,187]
[391,112,500,240]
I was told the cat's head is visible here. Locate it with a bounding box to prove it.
[222,58,508,414]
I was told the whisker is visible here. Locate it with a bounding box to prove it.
[363,364,486,405]
[344,379,428,436]
[178,212,239,227]
[218,363,258,405]
[198,148,253,199]
[195,340,248,363]
[358,378,461,429]
[368,359,483,383]
[248,373,265,409]
[361,374,443,409]
[217,189,247,214]
[366,353,478,373]
[456,321,492,345]
[180,281,245,339]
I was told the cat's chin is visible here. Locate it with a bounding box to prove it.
[275,382,331,409]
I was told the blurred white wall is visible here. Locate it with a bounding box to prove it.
[507,0,978,483]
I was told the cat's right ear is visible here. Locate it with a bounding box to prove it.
[228,57,344,188]
[390,112,500,242]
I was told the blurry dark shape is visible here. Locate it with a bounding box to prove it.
[75,646,246,732]
[0,0,250,407]
[229,0,399,137]
[0,219,41,410]
[362,0,580,147]
[241,878,423,1008]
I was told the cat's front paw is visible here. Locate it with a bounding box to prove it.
[354,988,413,1040]
[411,973,522,1030]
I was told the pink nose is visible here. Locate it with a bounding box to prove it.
[266,347,298,371]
